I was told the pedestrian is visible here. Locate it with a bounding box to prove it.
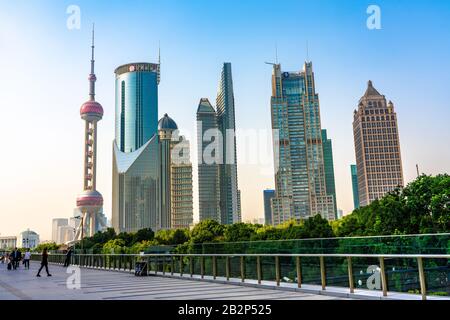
[63,247,73,267]
[6,253,12,270]
[36,248,52,277]
[23,248,31,270]
[10,248,21,270]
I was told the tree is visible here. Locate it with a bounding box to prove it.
[102,239,126,254]
[33,242,59,252]
[302,214,334,238]
[132,228,155,244]
[154,229,189,245]
[190,220,225,243]
[224,223,257,242]
[116,232,134,247]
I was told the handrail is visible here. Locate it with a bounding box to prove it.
[33,253,450,258]
[31,252,450,300]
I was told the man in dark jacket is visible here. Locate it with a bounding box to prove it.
[63,248,73,267]
[11,248,22,270]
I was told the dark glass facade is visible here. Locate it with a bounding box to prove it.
[115,63,159,153]
[351,164,360,209]
[321,129,337,218]
[263,189,275,225]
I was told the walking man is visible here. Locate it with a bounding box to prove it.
[23,249,31,270]
[36,248,52,277]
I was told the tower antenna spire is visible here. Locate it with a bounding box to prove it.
[89,23,96,101]
[275,43,278,64]
[306,40,310,62]
[157,41,161,85]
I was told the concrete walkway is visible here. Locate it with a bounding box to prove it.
[0,262,345,300]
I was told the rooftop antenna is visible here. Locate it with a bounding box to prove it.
[306,40,310,62]
[275,43,278,64]
[157,41,161,85]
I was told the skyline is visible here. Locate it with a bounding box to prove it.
[1,0,450,240]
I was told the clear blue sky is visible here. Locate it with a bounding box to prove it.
[1,0,449,240]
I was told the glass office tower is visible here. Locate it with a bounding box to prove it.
[216,63,241,224]
[350,164,360,209]
[196,98,221,222]
[270,61,335,224]
[112,62,160,233]
[115,63,159,153]
[263,189,275,225]
[321,129,338,219]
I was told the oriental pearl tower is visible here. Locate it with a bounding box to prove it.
[75,26,104,238]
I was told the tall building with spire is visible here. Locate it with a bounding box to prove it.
[216,63,241,224]
[353,81,404,207]
[196,63,241,225]
[75,26,106,238]
[112,61,161,233]
[270,61,335,224]
[112,58,193,232]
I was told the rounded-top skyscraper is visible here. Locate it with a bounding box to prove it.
[76,26,104,238]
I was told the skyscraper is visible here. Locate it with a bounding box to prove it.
[353,81,404,207]
[158,114,193,230]
[197,98,220,222]
[216,63,241,224]
[196,63,241,225]
[350,164,360,209]
[263,189,275,225]
[112,62,161,233]
[170,136,194,229]
[75,27,106,238]
[52,218,68,243]
[270,61,335,224]
[321,129,338,219]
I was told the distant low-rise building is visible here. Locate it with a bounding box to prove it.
[0,236,17,250]
[17,230,40,249]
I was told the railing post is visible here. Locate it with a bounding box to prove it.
[275,256,280,286]
[213,256,217,280]
[320,256,326,290]
[240,256,245,282]
[190,256,194,277]
[347,257,354,293]
[417,257,427,300]
[226,256,230,281]
[296,256,302,288]
[257,256,262,284]
[162,255,166,275]
[201,256,205,279]
[179,256,183,277]
[379,257,388,297]
[155,256,158,275]
[171,256,174,276]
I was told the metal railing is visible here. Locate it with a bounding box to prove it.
[31,253,450,300]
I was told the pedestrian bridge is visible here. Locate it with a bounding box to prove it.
[0,253,447,300]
